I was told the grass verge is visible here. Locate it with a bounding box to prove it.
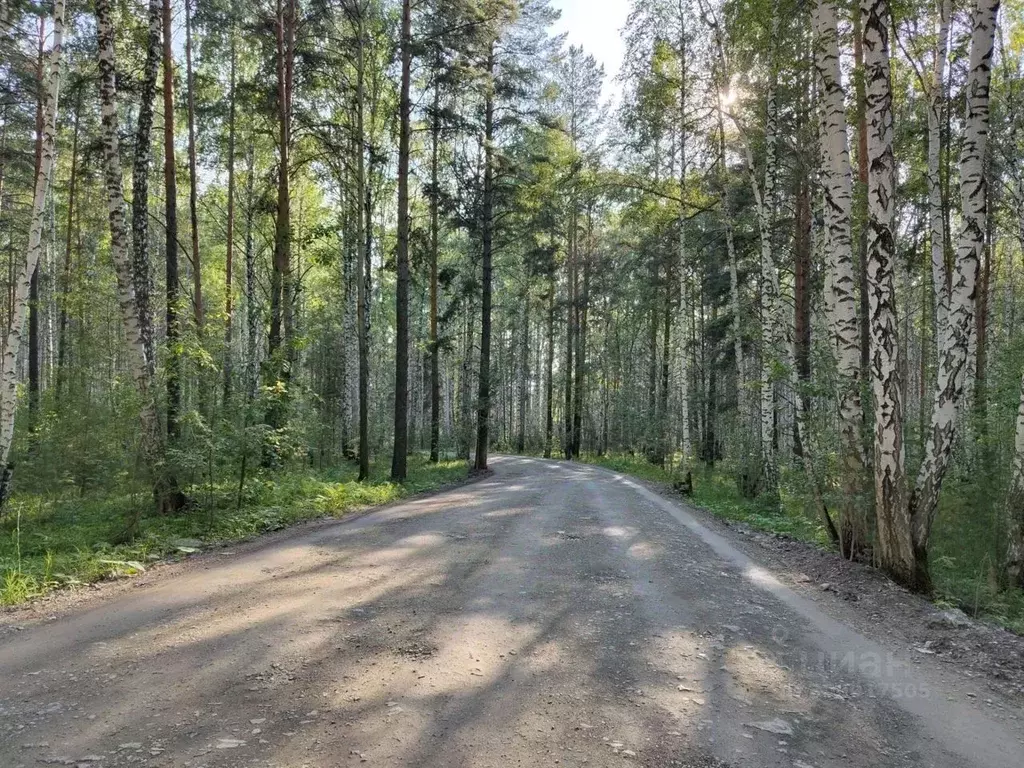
[0,455,468,607]
[578,452,1024,634]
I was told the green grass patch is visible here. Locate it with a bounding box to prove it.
[0,455,468,607]
[580,453,827,545]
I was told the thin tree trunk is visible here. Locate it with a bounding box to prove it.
[267,0,295,432]
[27,13,44,435]
[518,288,529,454]
[355,10,370,480]
[0,0,64,492]
[573,209,590,457]
[928,0,952,372]
[474,44,495,472]
[545,269,555,458]
[185,0,203,330]
[56,87,81,397]
[131,0,160,378]
[163,0,181,440]
[565,210,576,459]
[244,141,258,401]
[429,80,441,463]
[391,0,412,481]
[677,6,691,463]
[223,7,237,404]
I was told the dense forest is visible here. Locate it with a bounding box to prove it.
[1,0,1023,620]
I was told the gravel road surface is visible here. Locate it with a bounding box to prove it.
[2,455,1022,767]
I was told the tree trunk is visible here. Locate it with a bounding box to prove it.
[565,211,576,459]
[927,0,952,376]
[163,0,181,441]
[573,210,590,457]
[518,283,529,454]
[355,11,370,480]
[267,0,295,432]
[429,80,441,463]
[244,141,258,401]
[0,0,64,492]
[813,0,870,555]
[56,88,81,397]
[908,0,1000,588]
[391,0,412,481]
[677,9,691,462]
[185,0,203,331]
[474,44,495,472]
[861,0,914,586]
[545,269,555,458]
[223,9,237,405]
[27,13,44,436]
[131,0,161,379]
[96,0,184,516]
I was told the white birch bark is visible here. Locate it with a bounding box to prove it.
[928,0,952,365]
[911,0,1000,561]
[812,0,868,552]
[677,3,691,462]
[746,127,781,500]
[0,0,65,473]
[861,0,914,583]
[96,0,173,504]
[757,6,782,500]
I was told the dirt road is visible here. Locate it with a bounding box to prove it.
[2,456,1022,767]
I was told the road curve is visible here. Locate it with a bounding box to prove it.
[1,455,1022,768]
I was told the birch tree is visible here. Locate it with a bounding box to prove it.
[96,0,184,515]
[0,0,65,501]
[131,0,161,378]
[863,0,1000,590]
[861,0,911,583]
[927,0,952,368]
[812,0,869,554]
[908,0,1000,588]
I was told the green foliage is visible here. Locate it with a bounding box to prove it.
[0,456,467,606]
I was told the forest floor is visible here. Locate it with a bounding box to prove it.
[0,456,470,606]
[1,455,1023,768]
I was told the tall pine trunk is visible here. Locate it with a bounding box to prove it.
[163,0,181,440]
[429,79,441,463]
[185,0,203,330]
[355,11,370,480]
[391,0,412,481]
[267,0,295,432]
[474,44,495,471]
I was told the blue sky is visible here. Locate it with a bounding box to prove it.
[550,0,630,99]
